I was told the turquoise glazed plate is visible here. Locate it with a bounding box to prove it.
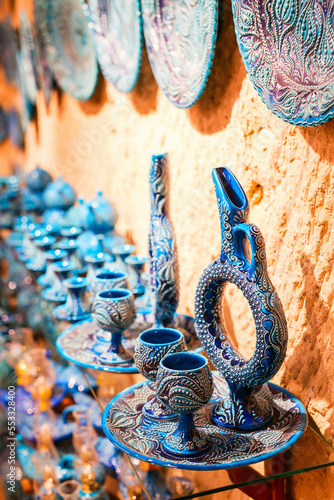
[88,0,142,93]
[141,0,219,108]
[233,0,334,126]
[34,0,98,101]
[102,373,307,470]
[33,0,54,107]
[19,10,38,105]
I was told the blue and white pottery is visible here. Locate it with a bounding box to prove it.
[85,251,113,287]
[42,260,75,304]
[93,289,136,365]
[125,255,147,297]
[43,176,76,210]
[37,249,68,288]
[81,191,118,234]
[60,226,83,240]
[26,236,56,274]
[26,166,52,192]
[35,0,98,101]
[53,277,91,322]
[42,208,66,231]
[61,198,85,229]
[90,269,129,304]
[18,225,47,263]
[156,352,213,456]
[142,0,218,108]
[111,244,135,274]
[149,153,179,327]
[134,328,187,420]
[87,0,142,93]
[195,167,288,431]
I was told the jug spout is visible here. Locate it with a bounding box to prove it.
[212,167,249,261]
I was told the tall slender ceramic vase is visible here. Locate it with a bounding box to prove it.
[195,167,288,431]
[149,153,179,327]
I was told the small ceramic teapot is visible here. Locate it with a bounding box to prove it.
[26,166,52,192]
[42,176,76,210]
[80,191,118,234]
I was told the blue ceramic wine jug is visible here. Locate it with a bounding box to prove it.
[195,167,288,431]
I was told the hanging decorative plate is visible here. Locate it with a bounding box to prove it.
[102,373,307,470]
[19,10,38,105]
[0,107,8,143]
[233,0,334,126]
[141,0,219,108]
[87,0,142,93]
[33,0,54,107]
[0,18,19,85]
[34,0,98,101]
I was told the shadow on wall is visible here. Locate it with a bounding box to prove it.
[79,71,108,115]
[130,45,158,115]
[280,253,333,427]
[300,119,334,164]
[188,0,246,134]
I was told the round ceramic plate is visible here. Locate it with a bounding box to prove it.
[17,411,75,442]
[102,373,307,470]
[33,0,54,107]
[0,385,66,414]
[56,317,139,373]
[56,313,202,374]
[0,106,8,143]
[19,11,38,105]
[141,0,218,108]
[232,0,334,126]
[0,18,19,84]
[88,0,142,93]
[34,0,98,101]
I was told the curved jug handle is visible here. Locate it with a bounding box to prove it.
[231,222,267,281]
[195,253,288,389]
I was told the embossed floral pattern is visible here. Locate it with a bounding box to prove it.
[88,0,142,93]
[142,0,218,107]
[102,375,307,468]
[233,0,334,125]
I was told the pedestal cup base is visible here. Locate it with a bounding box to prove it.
[98,351,133,365]
[162,431,211,457]
[143,395,178,421]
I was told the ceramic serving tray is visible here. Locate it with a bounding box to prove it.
[34,0,98,101]
[102,372,307,470]
[141,0,219,108]
[88,0,142,93]
[56,313,202,374]
[233,0,334,126]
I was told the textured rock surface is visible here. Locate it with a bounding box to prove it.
[1,0,334,497]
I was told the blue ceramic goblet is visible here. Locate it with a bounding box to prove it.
[90,270,129,304]
[93,289,136,365]
[156,352,213,456]
[134,328,187,420]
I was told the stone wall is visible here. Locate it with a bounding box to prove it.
[1,0,334,498]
